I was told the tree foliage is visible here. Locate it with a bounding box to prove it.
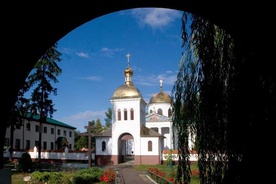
[74,130,88,150]
[172,12,275,184]
[27,43,62,118]
[7,82,31,160]
[26,43,62,162]
[75,118,107,150]
[104,107,112,128]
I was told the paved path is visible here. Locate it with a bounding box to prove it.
[104,161,155,184]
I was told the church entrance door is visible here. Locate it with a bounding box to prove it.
[118,133,134,164]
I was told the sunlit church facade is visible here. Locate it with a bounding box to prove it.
[93,53,195,165]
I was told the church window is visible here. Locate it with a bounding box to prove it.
[157,108,163,115]
[130,108,134,120]
[150,109,153,114]
[118,109,121,121]
[148,141,152,151]
[102,141,106,151]
[168,109,172,117]
[124,108,127,120]
[26,123,31,131]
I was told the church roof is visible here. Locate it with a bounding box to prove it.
[25,112,76,129]
[110,53,143,100]
[148,79,172,104]
[146,113,171,122]
[111,84,143,99]
[91,128,111,137]
[140,125,164,137]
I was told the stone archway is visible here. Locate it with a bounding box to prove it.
[2,1,274,170]
[118,133,134,164]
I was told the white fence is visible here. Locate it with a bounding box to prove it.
[3,148,198,164]
[3,148,95,161]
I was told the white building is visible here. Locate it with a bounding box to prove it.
[4,113,76,152]
[93,53,195,166]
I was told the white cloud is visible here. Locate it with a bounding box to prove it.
[76,52,89,58]
[60,110,106,132]
[101,47,124,57]
[135,72,177,87]
[131,8,182,29]
[60,47,72,54]
[78,76,103,81]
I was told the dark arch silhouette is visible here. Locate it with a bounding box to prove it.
[2,1,274,170]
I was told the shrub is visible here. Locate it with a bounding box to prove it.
[72,167,104,184]
[30,171,64,184]
[18,152,32,172]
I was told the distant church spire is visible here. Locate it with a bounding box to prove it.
[124,52,133,86]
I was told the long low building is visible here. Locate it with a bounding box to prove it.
[4,113,76,152]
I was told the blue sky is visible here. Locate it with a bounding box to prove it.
[51,8,184,132]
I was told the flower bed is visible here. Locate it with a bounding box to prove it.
[147,167,175,184]
[99,168,116,183]
[146,167,200,184]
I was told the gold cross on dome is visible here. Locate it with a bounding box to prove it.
[126,52,131,66]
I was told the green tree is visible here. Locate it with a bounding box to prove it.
[7,82,30,161]
[104,107,112,128]
[76,119,105,150]
[89,118,104,148]
[26,43,62,163]
[74,130,88,150]
[173,11,275,184]
[172,12,242,183]
[94,118,104,133]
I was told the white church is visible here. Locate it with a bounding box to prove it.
[92,53,194,166]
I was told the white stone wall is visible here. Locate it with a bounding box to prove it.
[140,137,160,155]
[95,137,112,155]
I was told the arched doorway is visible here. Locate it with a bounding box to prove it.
[118,133,134,164]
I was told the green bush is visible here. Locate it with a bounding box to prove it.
[18,152,32,172]
[30,171,65,184]
[72,167,104,184]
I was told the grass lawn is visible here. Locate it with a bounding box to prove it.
[11,172,31,184]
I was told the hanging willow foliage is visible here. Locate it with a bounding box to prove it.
[172,12,246,184]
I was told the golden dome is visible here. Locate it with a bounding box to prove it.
[111,84,143,99]
[149,91,172,104]
[111,52,143,100]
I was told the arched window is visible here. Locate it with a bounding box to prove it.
[117,109,121,121]
[130,108,134,120]
[168,109,172,117]
[157,108,163,115]
[124,108,127,120]
[102,141,106,151]
[150,109,153,114]
[148,141,152,151]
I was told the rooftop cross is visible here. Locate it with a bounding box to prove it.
[160,79,163,91]
[126,52,131,66]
